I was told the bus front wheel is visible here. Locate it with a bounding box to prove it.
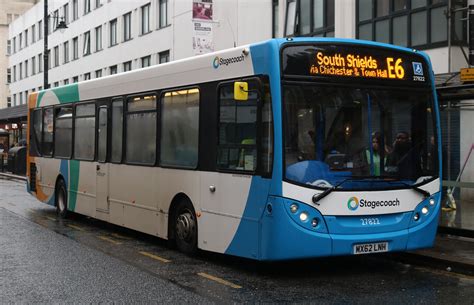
[173,200,197,254]
[55,179,68,219]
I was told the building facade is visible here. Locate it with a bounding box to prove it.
[7,0,272,107]
[1,0,38,109]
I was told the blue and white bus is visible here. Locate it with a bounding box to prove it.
[27,38,441,260]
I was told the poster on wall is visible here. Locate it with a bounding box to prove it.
[193,22,214,55]
[192,0,214,55]
[193,0,213,21]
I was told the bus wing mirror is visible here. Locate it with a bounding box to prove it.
[234,82,248,101]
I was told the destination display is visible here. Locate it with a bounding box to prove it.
[282,44,430,85]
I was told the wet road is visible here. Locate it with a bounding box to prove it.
[1,177,473,304]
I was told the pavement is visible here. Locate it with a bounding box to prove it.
[1,172,473,276]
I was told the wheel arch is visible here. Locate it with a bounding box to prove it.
[54,174,66,207]
[167,192,196,241]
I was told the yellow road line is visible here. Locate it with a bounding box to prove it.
[67,224,86,231]
[111,233,132,240]
[139,251,171,263]
[197,272,242,289]
[98,235,122,245]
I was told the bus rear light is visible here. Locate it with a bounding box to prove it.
[429,198,435,206]
[421,207,429,215]
[413,213,420,221]
[311,218,319,227]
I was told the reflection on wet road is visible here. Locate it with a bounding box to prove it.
[1,177,473,304]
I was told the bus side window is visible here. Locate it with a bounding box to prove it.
[42,107,54,157]
[110,99,123,163]
[54,106,73,158]
[29,109,43,157]
[217,81,258,172]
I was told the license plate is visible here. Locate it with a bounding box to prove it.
[353,242,388,255]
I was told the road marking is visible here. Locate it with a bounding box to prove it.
[197,272,242,289]
[67,224,86,231]
[45,216,56,221]
[111,233,132,240]
[139,251,171,263]
[98,235,122,245]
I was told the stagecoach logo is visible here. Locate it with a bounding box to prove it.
[347,197,359,211]
[347,196,401,211]
[212,55,245,69]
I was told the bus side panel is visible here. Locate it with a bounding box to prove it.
[72,161,96,217]
[36,158,61,206]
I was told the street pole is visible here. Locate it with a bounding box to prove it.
[43,0,49,89]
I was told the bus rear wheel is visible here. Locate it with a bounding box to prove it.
[173,200,197,254]
[55,180,68,219]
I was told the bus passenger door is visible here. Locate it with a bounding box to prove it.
[96,106,109,217]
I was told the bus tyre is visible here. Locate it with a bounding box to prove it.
[173,200,197,254]
[55,180,68,219]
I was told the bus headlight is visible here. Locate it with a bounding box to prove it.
[290,203,298,213]
[429,198,435,206]
[299,212,308,222]
[421,207,429,215]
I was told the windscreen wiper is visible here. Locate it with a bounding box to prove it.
[311,178,355,204]
[388,181,431,198]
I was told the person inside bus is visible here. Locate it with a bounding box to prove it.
[386,131,421,179]
[363,132,390,176]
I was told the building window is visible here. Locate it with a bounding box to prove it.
[272,0,279,37]
[32,24,36,43]
[141,3,151,34]
[63,3,69,24]
[84,0,91,14]
[357,0,457,48]
[54,46,59,67]
[19,33,23,50]
[64,79,69,85]
[7,40,11,55]
[110,19,117,46]
[123,61,132,72]
[72,37,79,59]
[63,41,69,63]
[123,12,132,41]
[7,97,11,108]
[73,76,79,83]
[25,29,28,47]
[19,93,23,106]
[25,60,28,78]
[32,56,36,75]
[54,82,59,87]
[159,0,168,28]
[38,20,43,40]
[95,69,102,78]
[39,54,43,72]
[285,0,334,37]
[7,69,11,84]
[13,94,16,106]
[141,55,151,67]
[95,25,103,51]
[83,31,91,55]
[84,72,91,80]
[95,0,102,8]
[19,62,23,80]
[73,0,78,20]
[13,66,16,82]
[110,65,117,75]
[159,50,169,63]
